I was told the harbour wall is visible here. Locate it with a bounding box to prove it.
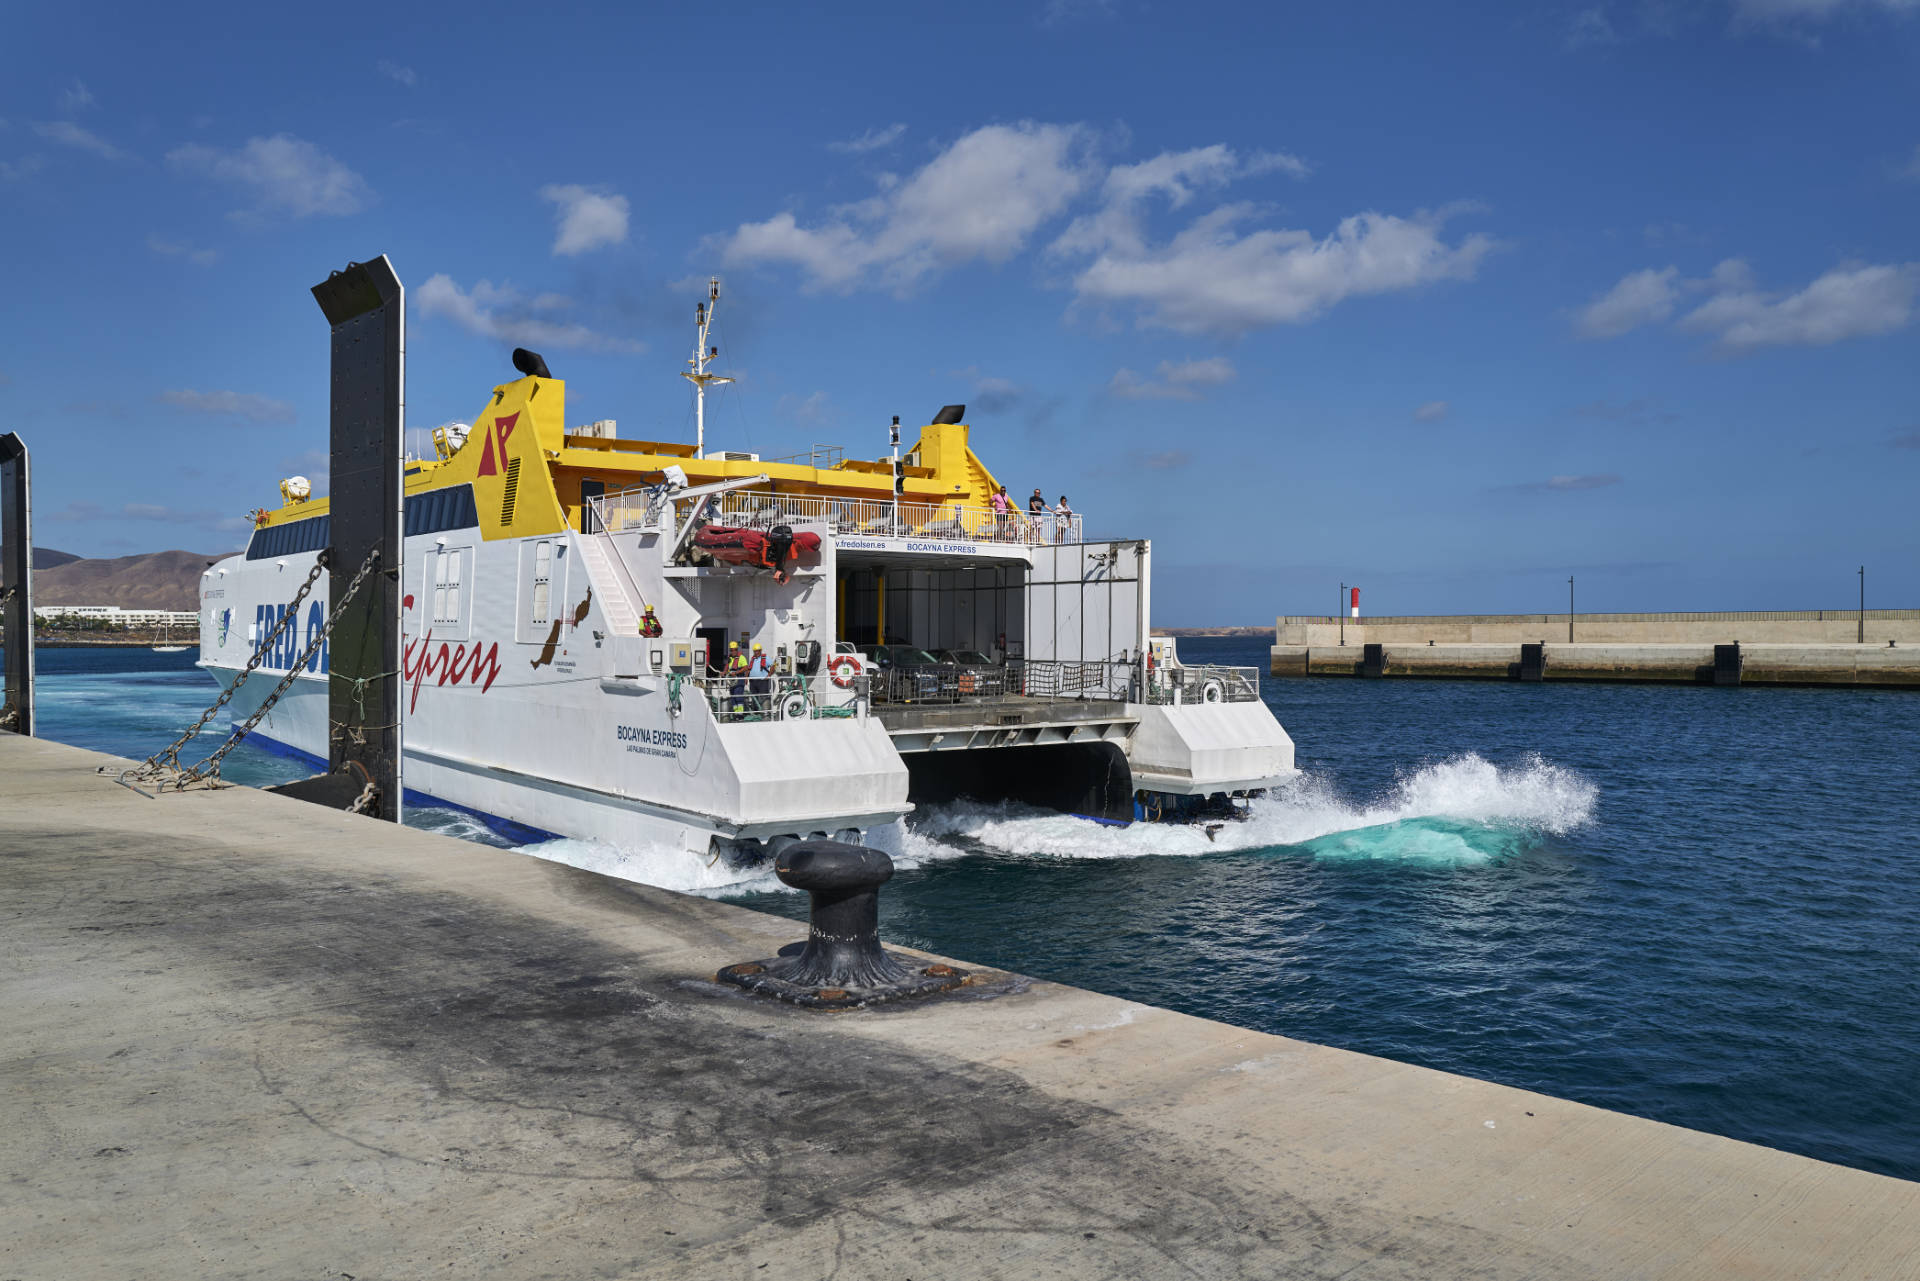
[1277,609,1920,648]
[1271,640,1920,686]
[6,731,1919,1278]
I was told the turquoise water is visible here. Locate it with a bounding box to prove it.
[13,641,1920,1183]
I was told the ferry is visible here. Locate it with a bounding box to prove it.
[198,281,1295,860]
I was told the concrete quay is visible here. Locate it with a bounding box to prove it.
[1271,641,1920,686]
[1277,609,1920,649]
[4,733,1918,1280]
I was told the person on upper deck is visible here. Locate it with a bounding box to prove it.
[1028,488,1048,543]
[1053,496,1074,543]
[990,485,1011,541]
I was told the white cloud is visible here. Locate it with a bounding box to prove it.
[1110,356,1236,400]
[1052,144,1308,259]
[1501,474,1623,494]
[0,155,47,183]
[1680,259,1920,351]
[167,134,372,218]
[414,274,644,354]
[158,388,296,424]
[1575,266,1679,338]
[1567,6,1619,46]
[147,233,218,266]
[1581,257,1918,351]
[1896,143,1920,181]
[539,184,630,256]
[377,60,418,87]
[722,122,1093,292]
[828,124,906,154]
[33,120,123,160]
[1732,0,1919,21]
[1413,400,1449,422]
[1067,205,1492,336]
[59,80,96,113]
[1041,0,1116,24]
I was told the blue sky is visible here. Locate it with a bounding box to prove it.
[2,0,1916,623]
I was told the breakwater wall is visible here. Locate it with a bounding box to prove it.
[1271,640,1920,687]
[1278,609,1920,648]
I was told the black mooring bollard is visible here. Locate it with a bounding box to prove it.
[716,840,967,1009]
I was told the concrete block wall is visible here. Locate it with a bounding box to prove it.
[1276,610,1920,648]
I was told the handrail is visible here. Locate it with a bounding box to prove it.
[588,485,1088,544]
[1138,663,1262,706]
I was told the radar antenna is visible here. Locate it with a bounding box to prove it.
[681,277,734,460]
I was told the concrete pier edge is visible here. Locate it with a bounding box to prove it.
[3,733,1916,1279]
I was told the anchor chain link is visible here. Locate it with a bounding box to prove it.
[113,547,381,795]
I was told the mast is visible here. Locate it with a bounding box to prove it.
[681,277,734,460]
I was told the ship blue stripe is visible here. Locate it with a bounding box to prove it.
[236,726,563,846]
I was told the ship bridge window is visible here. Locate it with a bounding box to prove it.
[246,515,330,560]
[244,486,477,561]
[405,485,479,537]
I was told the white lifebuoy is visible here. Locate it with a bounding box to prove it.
[829,654,862,688]
[1200,678,1225,704]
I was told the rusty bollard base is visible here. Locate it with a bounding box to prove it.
[717,956,968,1010]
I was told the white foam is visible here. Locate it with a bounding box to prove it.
[875,752,1598,865]
[502,752,1598,893]
[514,835,789,896]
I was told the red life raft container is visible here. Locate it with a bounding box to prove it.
[692,524,821,581]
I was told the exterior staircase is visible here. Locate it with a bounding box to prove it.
[577,533,643,636]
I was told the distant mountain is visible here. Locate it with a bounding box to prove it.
[0,546,83,568]
[32,550,234,611]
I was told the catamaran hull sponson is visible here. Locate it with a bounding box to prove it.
[204,663,911,852]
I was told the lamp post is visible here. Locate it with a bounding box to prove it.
[1568,575,1575,643]
[1859,565,1865,644]
[1339,582,1345,646]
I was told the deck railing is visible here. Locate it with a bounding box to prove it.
[585,485,1085,545]
[1137,663,1263,706]
[680,671,868,723]
[677,657,1261,720]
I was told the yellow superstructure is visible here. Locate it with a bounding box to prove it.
[256,375,1006,542]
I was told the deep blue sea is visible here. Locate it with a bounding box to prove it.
[13,640,1919,1183]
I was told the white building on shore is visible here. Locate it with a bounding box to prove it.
[35,606,199,628]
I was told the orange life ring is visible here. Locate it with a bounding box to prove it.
[829,654,861,688]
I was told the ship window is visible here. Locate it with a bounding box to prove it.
[531,540,552,624]
[405,485,478,537]
[245,515,330,561]
[431,548,467,627]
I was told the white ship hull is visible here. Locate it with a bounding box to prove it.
[200,363,1295,862]
[201,522,914,854]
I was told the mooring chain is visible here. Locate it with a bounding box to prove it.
[118,553,329,788]
[112,547,380,795]
[179,548,382,787]
[344,775,379,815]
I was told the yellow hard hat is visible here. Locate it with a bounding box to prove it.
[728,641,739,650]
[753,643,763,651]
